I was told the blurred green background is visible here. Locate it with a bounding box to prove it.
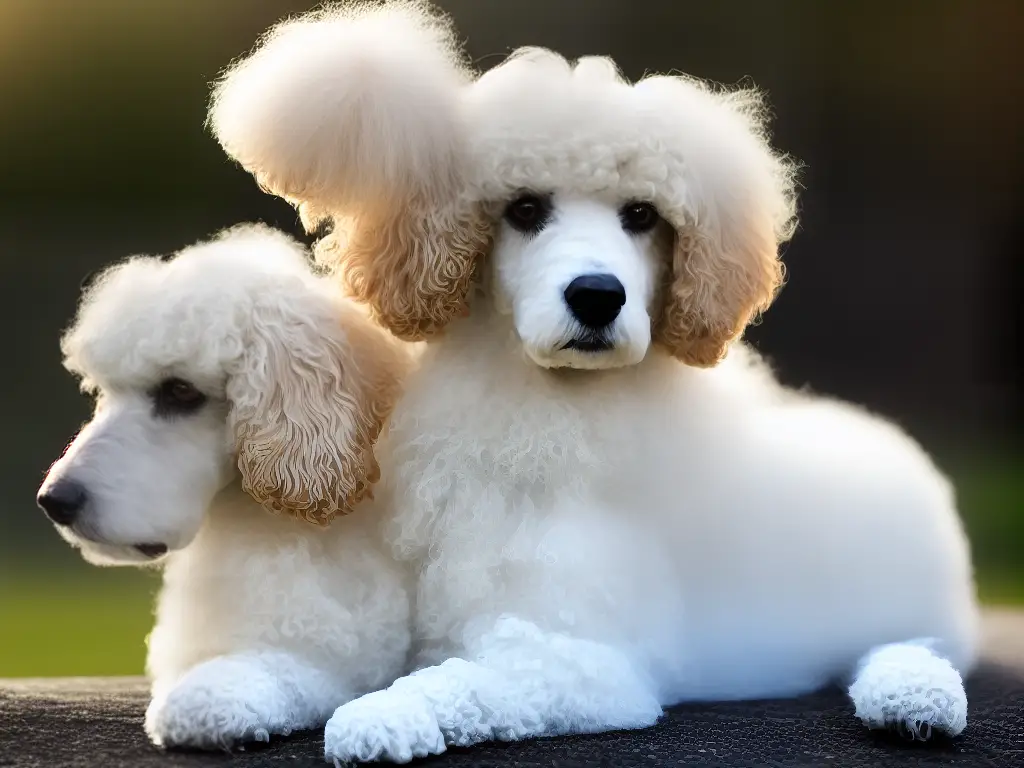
[0,0,1021,677]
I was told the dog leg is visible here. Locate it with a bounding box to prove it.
[847,639,968,740]
[324,615,662,763]
[146,651,349,750]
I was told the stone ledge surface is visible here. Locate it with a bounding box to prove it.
[1,611,1023,768]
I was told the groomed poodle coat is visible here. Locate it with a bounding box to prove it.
[36,226,415,749]
[210,2,980,762]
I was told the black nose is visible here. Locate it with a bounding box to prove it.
[36,480,86,527]
[564,274,626,329]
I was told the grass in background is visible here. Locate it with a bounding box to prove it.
[0,564,158,677]
[953,452,1024,605]
[1,457,1021,678]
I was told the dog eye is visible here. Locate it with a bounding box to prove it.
[619,201,660,234]
[151,377,206,418]
[503,193,552,234]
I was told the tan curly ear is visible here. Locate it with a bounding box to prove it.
[226,288,406,525]
[315,202,491,341]
[646,79,797,367]
[209,0,487,339]
[656,210,785,367]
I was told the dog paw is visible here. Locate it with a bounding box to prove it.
[849,642,968,740]
[146,660,298,749]
[324,689,445,764]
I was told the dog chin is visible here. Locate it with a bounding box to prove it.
[525,339,647,371]
[63,531,170,567]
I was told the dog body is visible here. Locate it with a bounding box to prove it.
[143,485,410,749]
[312,296,976,762]
[208,2,980,761]
[384,317,978,704]
[325,301,977,762]
[38,226,414,749]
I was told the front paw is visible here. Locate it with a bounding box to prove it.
[324,689,445,764]
[146,662,297,749]
[849,643,968,740]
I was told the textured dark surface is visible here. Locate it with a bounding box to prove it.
[2,613,1023,768]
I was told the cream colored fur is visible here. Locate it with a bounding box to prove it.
[210,3,979,762]
[38,225,417,750]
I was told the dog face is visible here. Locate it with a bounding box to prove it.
[37,227,400,566]
[491,193,670,370]
[209,4,797,367]
[38,376,234,565]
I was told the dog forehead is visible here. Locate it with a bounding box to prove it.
[81,226,310,333]
[466,58,647,197]
[82,258,240,330]
[464,51,767,231]
[65,265,259,393]
[65,283,239,393]
[62,227,322,394]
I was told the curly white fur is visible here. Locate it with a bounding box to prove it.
[38,225,416,750]
[210,3,980,762]
[209,0,472,218]
[848,640,968,740]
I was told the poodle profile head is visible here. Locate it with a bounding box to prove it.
[210,0,797,370]
[37,225,407,566]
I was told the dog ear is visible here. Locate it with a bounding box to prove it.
[649,80,797,367]
[657,206,787,368]
[226,289,405,525]
[314,203,492,341]
[209,0,490,340]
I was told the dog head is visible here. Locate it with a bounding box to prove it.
[210,1,797,370]
[38,225,406,565]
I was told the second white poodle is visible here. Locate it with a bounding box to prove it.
[36,225,415,750]
[211,2,980,762]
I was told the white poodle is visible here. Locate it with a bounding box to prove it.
[210,2,980,762]
[36,225,415,750]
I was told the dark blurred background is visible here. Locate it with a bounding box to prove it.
[0,0,1020,676]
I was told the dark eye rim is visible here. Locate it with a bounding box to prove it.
[151,376,207,418]
[503,191,553,234]
[619,200,661,234]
